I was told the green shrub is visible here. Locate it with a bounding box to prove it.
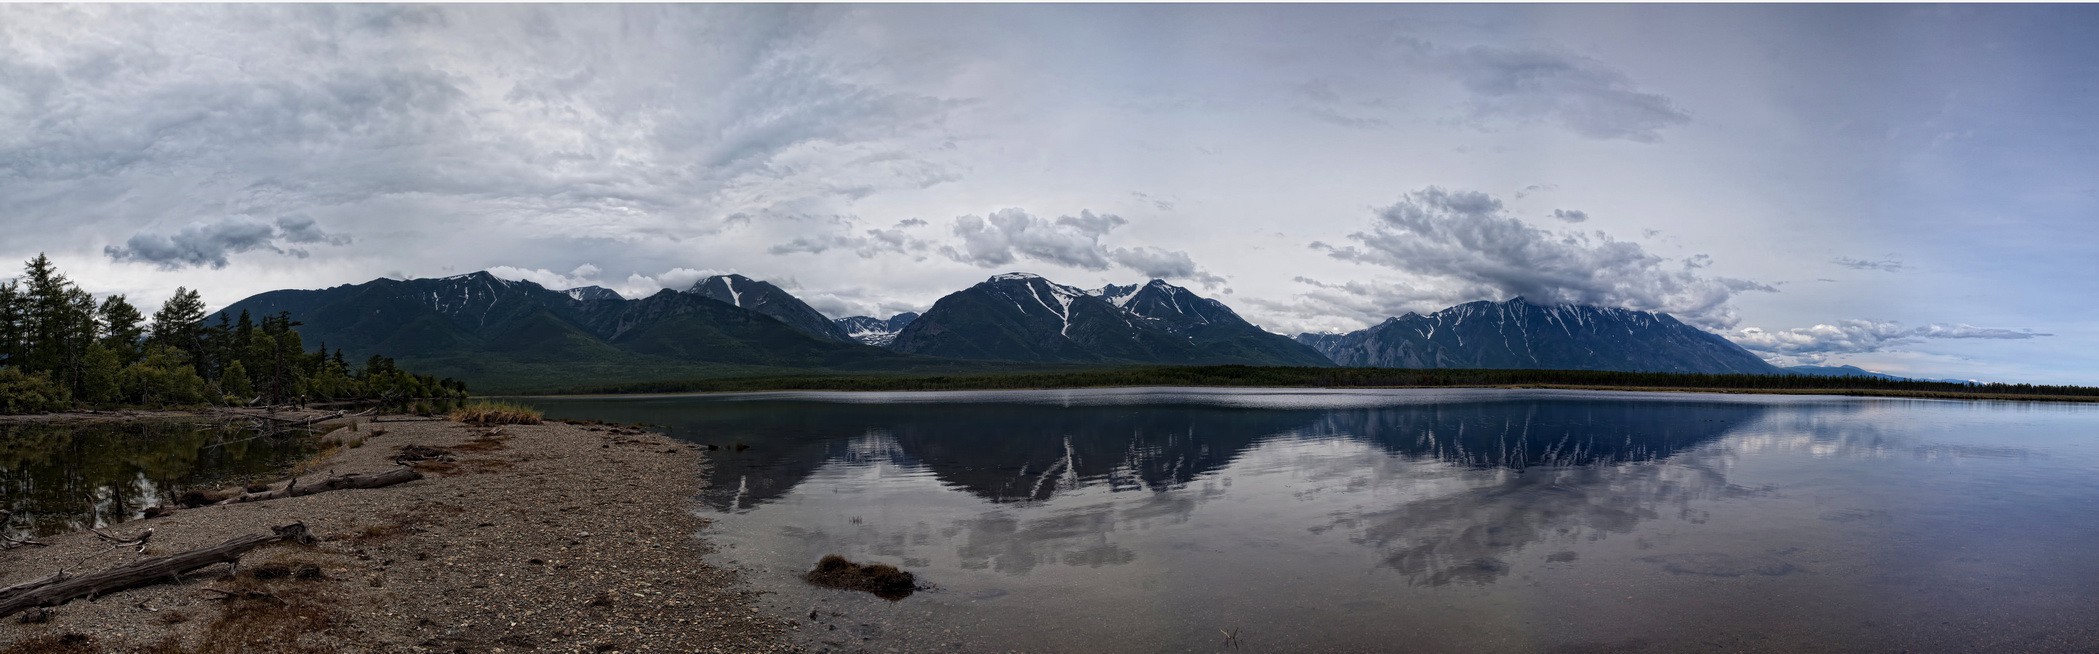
[0,367,71,415]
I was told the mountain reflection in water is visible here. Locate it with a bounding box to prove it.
[523,389,2099,652]
[531,390,1773,586]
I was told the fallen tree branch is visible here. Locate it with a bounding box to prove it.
[89,527,155,553]
[216,467,422,505]
[0,523,313,619]
[0,572,68,604]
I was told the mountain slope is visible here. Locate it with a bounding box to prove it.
[687,274,851,343]
[1108,280,1332,367]
[890,273,1330,366]
[1295,298,1781,374]
[834,312,919,347]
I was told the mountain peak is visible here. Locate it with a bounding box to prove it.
[442,270,505,283]
[562,285,623,302]
[986,272,1046,283]
[684,273,851,342]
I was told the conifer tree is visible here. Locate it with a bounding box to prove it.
[97,294,147,364]
[148,287,207,369]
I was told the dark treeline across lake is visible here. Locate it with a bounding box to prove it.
[546,365,2099,402]
[525,388,2099,652]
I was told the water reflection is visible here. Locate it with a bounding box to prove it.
[524,390,2099,652]
[535,392,1770,512]
[1,420,311,538]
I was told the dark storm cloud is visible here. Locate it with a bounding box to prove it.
[274,216,353,245]
[102,216,351,270]
[941,208,1223,285]
[1551,209,1589,223]
[1313,187,1772,328]
[1404,39,1691,142]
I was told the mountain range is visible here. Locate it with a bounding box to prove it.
[887,274,1332,366]
[1292,298,1780,375]
[217,269,1851,393]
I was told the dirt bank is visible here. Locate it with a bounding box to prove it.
[0,419,791,653]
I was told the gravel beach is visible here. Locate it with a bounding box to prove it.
[0,418,794,653]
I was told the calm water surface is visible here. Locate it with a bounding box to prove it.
[1,420,313,538]
[525,388,2099,652]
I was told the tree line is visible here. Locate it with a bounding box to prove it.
[0,254,465,414]
[550,364,2099,401]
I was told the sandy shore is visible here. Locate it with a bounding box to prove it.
[0,418,792,653]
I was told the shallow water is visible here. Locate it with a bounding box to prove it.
[0,420,313,538]
[525,388,2099,652]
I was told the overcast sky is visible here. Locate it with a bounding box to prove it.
[3,4,2094,383]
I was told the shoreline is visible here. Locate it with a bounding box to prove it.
[504,382,2099,405]
[0,418,791,652]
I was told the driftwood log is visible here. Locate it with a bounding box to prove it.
[0,523,313,619]
[216,467,422,505]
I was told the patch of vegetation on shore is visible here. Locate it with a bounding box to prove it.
[532,365,2099,402]
[450,401,544,426]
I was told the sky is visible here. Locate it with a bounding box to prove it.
[2,4,2095,383]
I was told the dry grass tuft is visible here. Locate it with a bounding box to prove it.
[449,401,543,426]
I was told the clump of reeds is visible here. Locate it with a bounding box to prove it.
[448,401,543,426]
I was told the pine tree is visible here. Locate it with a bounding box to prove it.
[148,287,207,369]
[20,253,72,375]
[97,294,147,364]
[0,280,22,368]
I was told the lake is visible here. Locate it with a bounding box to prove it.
[522,388,2099,652]
[1,419,314,539]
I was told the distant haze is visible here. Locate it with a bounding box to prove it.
[0,5,2091,383]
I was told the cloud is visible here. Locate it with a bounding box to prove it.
[103,216,352,269]
[1130,192,1175,211]
[1107,247,1226,288]
[1831,256,1903,272]
[273,216,354,245]
[941,208,1224,285]
[1732,320,2050,364]
[1240,276,1497,334]
[3,5,969,272]
[945,208,1126,270]
[1405,39,1691,142]
[485,264,727,297]
[1292,77,1389,129]
[1313,187,1772,328]
[767,219,934,259]
[486,265,599,291]
[1550,209,1588,223]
